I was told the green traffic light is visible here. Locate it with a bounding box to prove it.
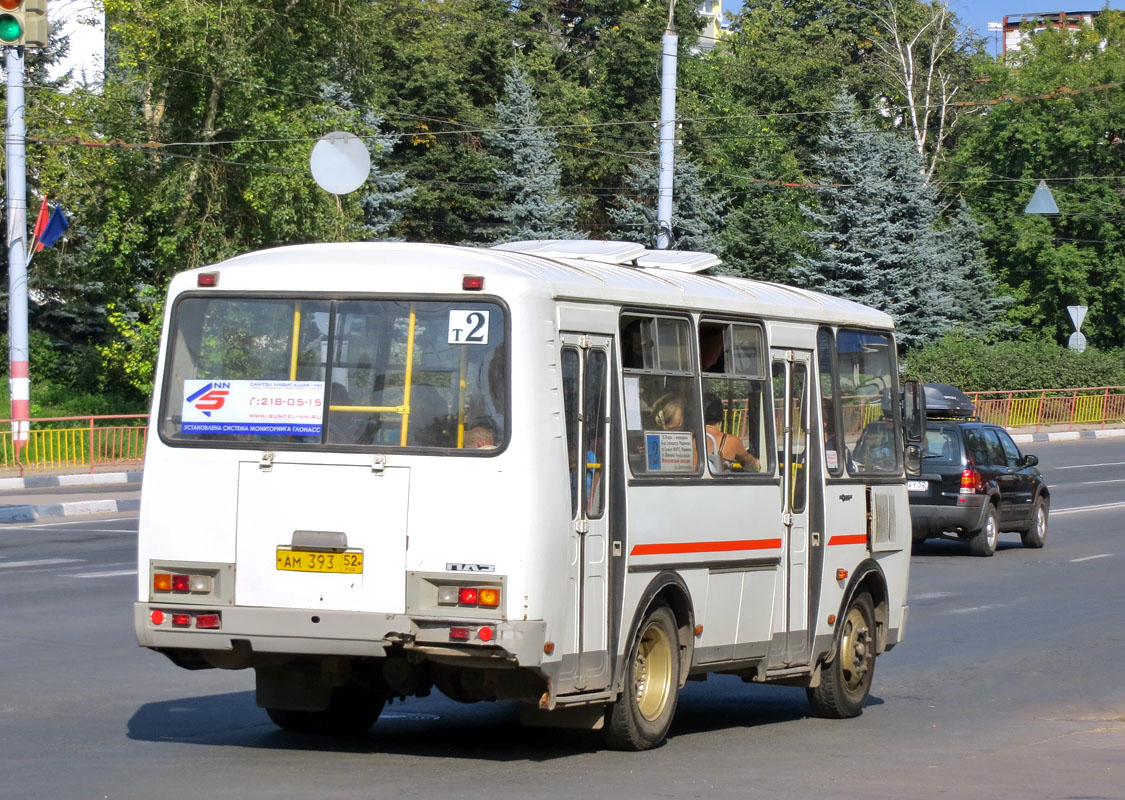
[0,14,22,44]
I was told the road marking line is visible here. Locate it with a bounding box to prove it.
[1080,479,1125,485]
[1053,502,1125,515]
[0,558,84,569]
[1070,554,1112,563]
[68,569,137,578]
[1056,461,1125,469]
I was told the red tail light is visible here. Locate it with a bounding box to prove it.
[960,468,983,494]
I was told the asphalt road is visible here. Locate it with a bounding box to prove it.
[1,438,1122,799]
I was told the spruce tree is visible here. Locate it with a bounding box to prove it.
[793,93,958,348]
[609,157,727,253]
[482,63,582,243]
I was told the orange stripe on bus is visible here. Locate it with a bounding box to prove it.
[630,539,783,556]
[827,534,868,546]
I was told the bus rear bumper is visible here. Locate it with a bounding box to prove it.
[134,602,547,669]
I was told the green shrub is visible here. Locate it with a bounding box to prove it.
[904,333,1125,392]
[0,331,150,419]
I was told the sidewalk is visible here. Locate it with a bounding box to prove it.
[1006,421,1125,444]
[0,471,142,523]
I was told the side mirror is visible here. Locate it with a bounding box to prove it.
[901,380,925,445]
[1023,453,1039,467]
[905,444,922,475]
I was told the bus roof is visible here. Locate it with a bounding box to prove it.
[185,242,894,330]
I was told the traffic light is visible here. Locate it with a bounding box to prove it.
[0,0,48,49]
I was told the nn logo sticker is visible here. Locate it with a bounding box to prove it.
[186,381,231,417]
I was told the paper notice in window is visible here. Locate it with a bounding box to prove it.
[645,431,696,473]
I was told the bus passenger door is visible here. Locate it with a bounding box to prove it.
[560,334,612,693]
[770,350,814,668]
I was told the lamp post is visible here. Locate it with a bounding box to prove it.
[656,0,677,250]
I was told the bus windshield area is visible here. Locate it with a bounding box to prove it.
[834,329,900,475]
[160,296,507,451]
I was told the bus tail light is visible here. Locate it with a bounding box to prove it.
[960,468,984,494]
[436,584,501,608]
[449,627,471,640]
[171,613,192,628]
[195,613,221,630]
[153,569,216,597]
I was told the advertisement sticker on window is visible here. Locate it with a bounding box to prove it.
[182,380,325,436]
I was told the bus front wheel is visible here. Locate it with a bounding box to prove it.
[603,604,680,751]
[807,591,875,719]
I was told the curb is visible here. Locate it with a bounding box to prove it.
[0,470,143,492]
[1009,428,1125,445]
[0,497,141,523]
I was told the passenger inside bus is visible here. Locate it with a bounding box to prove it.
[467,423,496,449]
[653,393,686,431]
[652,393,700,471]
[703,393,760,473]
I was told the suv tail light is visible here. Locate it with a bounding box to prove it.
[960,468,984,494]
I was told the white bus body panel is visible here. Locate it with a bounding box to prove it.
[136,242,910,717]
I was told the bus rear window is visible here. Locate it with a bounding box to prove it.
[160,296,507,451]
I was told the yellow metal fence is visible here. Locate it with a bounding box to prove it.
[967,387,1125,432]
[0,415,148,475]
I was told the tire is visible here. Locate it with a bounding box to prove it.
[265,707,315,732]
[807,591,876,719]
[603,604,680,751]
[266,685,385,736]
[1020,496,1048,549]
[969,504,999,557]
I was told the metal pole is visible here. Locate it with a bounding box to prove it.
[6,46,30,456]
[656,3,677,250]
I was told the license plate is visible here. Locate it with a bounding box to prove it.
[276,548,363,574]
[906,480,929,492]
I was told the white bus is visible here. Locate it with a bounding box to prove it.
[135,240,923,750]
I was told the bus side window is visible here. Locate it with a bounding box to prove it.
[562,348,581,517]
[620,314,700,476]
[700,319,771,476]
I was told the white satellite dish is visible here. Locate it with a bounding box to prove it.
[310,132,370,195]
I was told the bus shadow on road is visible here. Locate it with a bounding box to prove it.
[126,679,862,758]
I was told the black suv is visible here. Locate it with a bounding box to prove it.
[908,384,1050,557]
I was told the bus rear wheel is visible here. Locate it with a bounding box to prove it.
[807,591,875,719]
[266,685,386,736]
[603,604,680,751]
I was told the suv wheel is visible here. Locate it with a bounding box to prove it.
[1020,496,1048,549]
[969,505,999,557]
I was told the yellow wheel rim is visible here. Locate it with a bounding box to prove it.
[633,619,674,721]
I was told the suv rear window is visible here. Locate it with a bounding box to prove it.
[923,429,960,466]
